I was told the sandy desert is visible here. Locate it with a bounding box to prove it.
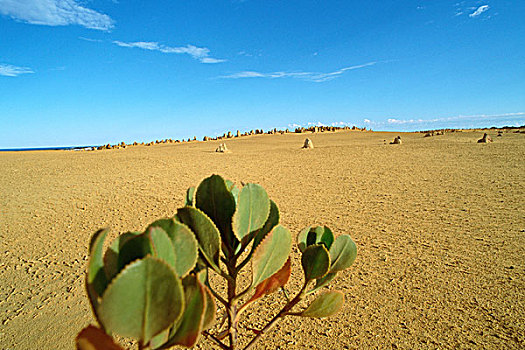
[1,129,523,349]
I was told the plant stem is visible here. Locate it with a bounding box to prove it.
[242,310,283,350]
[207,283,229,309]
[242,280,309,350]
[203,331,230,350]
[227,257,239,349]
[236,252,252,273]
[227,305,237,349]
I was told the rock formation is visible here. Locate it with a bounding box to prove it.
[390,136,402,144]
[216,143,230,153]
[478,133,493,143]
[302,138,314,149]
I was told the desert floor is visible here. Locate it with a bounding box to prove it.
[1,130,524,349]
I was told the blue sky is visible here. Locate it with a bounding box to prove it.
[1,0,524,148]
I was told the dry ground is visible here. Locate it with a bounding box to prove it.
[0,130,524,349]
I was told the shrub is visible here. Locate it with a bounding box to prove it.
[77,174,357,350]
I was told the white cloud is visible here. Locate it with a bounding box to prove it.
[307,121,325,126]
[160,44,209,57]
[114,41,159,51]
[79,36,103,42]
[287,121,355,129]
[0,63,34,77]
[113,41,225,63]
[0,0,114,31]
[469,5,489,17]
[386,112,524,125]
[200,57,226,64]
[387,118,426,124]
[219,62,376,82]
[363,112,525,130]
[224,71,265,78]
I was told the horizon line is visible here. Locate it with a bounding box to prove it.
[1,124,523,151]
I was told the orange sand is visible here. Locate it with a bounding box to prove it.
[1,129,523,349]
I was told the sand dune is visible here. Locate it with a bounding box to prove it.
[1,130,523,349]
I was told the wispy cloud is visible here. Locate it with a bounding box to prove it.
[113,41,226,63]
[0,0,114,31]
[79,36,103,43]
[385,112,524,125]
[200,57,225,64]
[219,62,376,82]
[0,63,34,77]
[363,112,525,130]
[454,3,491,19]
[469,5,489,17]
[287,121,355,129]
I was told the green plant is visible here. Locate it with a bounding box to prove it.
[77,174,357,350]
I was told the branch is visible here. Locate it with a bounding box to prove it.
[233,284,252,304]
[203,331,230,350]
[216,310,229,333]
[242,280,309,350]
[207,282,229,309]
[242,308,285,350]
[236,253,252,273]
[281,287,291,302]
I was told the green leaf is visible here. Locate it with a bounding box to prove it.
[297,226,311,252]
[117,227,176,270]
[104,232,141,282]
[233,183,271,243]
[87,229,109,298]
[148,226,177,268]
[236,200,280,274]
[195,263,208,285]
[329,235,357,273]
[230,185,240,205]
[252,225,291,287]
[148,218,177,237]
[297,226,334,253]
[149,219,198,277]
[86,229,109,326]
[301,244,330,281]
[185,186,195,206]
[169,223,199,277]
[298,291,344,318]
[225,179,235,190]
[225,178,241,208]
[308,272,337,295]
[150,329,170,350]
[252,200,279,250]
[98,257,184,343]
[166,275,206,348]
[117,234,151,270]
[177,207,221,273]
[195,174,237,254]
